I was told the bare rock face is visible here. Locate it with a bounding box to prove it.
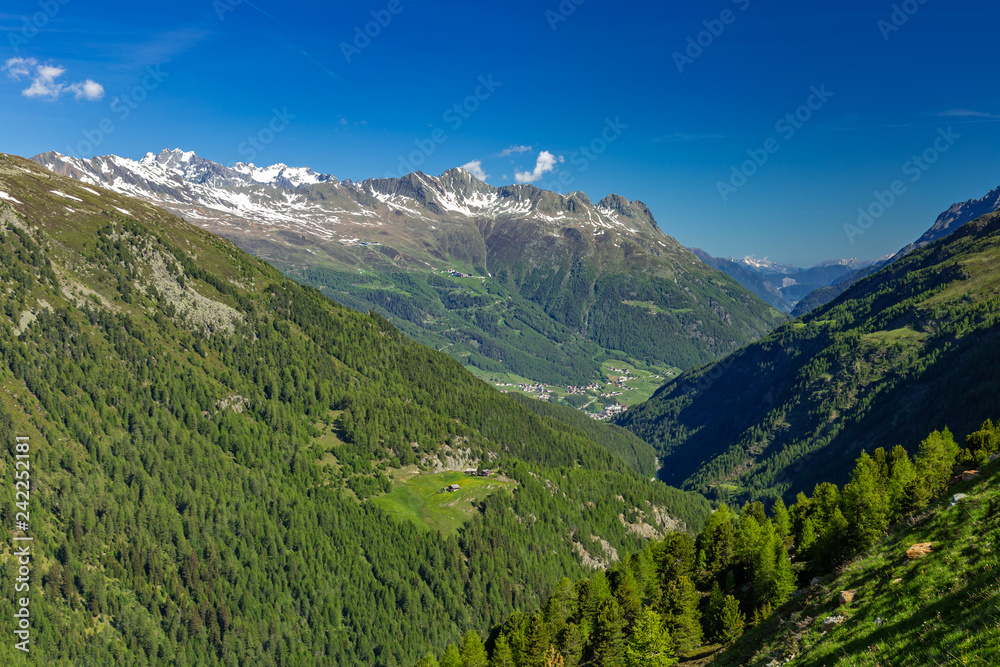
[906,543,933,560]
[838,590,856,605]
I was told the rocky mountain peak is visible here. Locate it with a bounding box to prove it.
[597,194,660,231]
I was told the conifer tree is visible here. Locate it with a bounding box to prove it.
[887,445,916,516]
[524,612,552,667]
[557,623,584,667]
[489,635,515,667]
[843,451,890,552]
[625,607,676,667]
[696,505,734,576]
[594,598,627,667]
[704,581,725,642]
[441,643,463,667]
[614,572,642,626]
[579,571,612,629]
[771,497,791,543]
[817,507,850,568]
[661,575,702,652]
[416,653,440,667]
[543,578,577,631]
[909,429,960,510]
[654,532,696,585]
[626,548,661,609]
[718,595,745,645]
[542,645,565,667]
[460,631,488,667]
[796,517,817,559]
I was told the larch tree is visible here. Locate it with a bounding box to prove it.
[625,607,676,667]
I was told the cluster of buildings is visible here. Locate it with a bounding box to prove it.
[497,382,548,394]
[565,382,602,395]
[589,403,627,421]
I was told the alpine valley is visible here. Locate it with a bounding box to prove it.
[32,149,786,410]
[0,153,711,665]
[5,150,1000,666]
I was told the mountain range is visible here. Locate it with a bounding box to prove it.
[0,151,712,665]
[6,146,1000,665]
[33,148,786,398]
[689,250,880,313]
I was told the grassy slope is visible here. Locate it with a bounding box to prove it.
[712,459,1000,666]
[375,470,518,535]
[618,212,1000,502]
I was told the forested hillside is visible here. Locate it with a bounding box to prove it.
[618,212,1000,503]
[0,153,709,666]
[419,420,1000,667]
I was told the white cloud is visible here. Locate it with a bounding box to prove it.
[461,160,488,181]
[3,57,33,80]
[3,57,104,101]
[515,151,563,184]
[497,144,533,157]
[67,79,105,101]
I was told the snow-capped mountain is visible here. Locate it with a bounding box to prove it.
[32,148,672,260]
[728,256,799,275]
[30,147,787,384]
[691,252,881,312]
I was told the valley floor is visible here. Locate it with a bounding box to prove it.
[469,359,679,420]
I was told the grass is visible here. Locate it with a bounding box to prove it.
[861,327,928,346]
[711,459,1000,666]
[373,470,517,535]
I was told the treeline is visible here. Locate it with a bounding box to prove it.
[414,421,1000,666]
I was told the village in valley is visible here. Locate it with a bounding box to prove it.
[476,360,678,420]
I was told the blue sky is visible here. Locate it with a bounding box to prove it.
[3,0,1000,266]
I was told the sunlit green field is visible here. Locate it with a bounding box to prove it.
[374,470,517,535]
